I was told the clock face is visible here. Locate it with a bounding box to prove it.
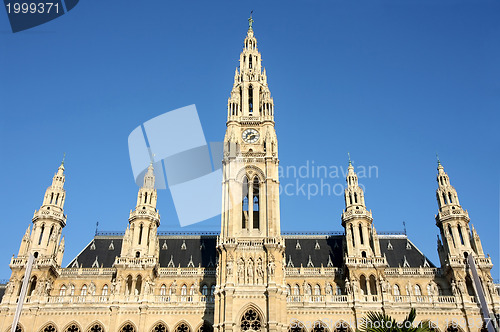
[242,128,260,143]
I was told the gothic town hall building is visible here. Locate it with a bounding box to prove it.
[1,21,499,332]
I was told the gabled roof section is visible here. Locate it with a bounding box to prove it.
[379,235,436,268]
[283,235,344,268]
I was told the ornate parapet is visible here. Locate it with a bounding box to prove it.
[32,208,66,226]
[341,208,373,223]
[128,209,160,224]
[113,256,157,269]
[436,207,470,223]
[384,267,443,277]
[285,267,342,278]
[344,256,387,267]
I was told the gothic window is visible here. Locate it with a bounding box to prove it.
[139,224,143,245]
[312,321,328,332]
[102,284,108,296]
[197,322,213,332]
[28,276,37,296]
[442,192,447,205]
[242,177,249,229]
[10,324,23,332]
[304,283,312,296]
[249,56,253,69]
[87,323,104,332]
[248,85,253,113]
[144,193,148,204]
[354,193,358,203]
[190,284,196,296]
[47,225,54,245]
[252,177,260,229]
[446,325,460,332]
[55,193,59,205]
[336,285,342,295]
[448,192,453,204]
[369,275,377,295]
[414,284,422,296]
[448,225,456,247]
[361,251,366,258]
[64,324,81,332]
[50,193,54,204]
[60,285,67,296]
[160,284,167,296]
[152,324,167,332]
[39,224,45,245]
[126,276,133,295]
[350,225,355,247]
[81,285,87,296]
[40,325,57,332]
[359,224,364,245]
[175,323,191,332]
[286,284,291,296]
[210,285,215,296]
[359,275,367,295]
[119,323,135,332]
[70,284,75,296]
[458,226,465,245]
[314,284,321,296]
[334,322,351,332]
[202,284,208,296]
[288,321,306,332]
[393,284,400,296]
[241,309,262,332]
[135,275,142,295]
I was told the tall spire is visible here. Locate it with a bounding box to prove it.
[435,160,461,209]
[226,17,274,121]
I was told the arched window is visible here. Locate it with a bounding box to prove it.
[361,251,367,258]
[169,283,175,295]
[64,323,81,332]
[175,323,191,332]
[27,276,37,297]
[119,323,136,332]
[144,193,148,204]
[359,275,367,295]
[210,284,215,296]
[313,284,321,301]
[249,56,253,69]
[55,193,59,205]
[197,321,213,332]
[252,177,260,229]
[60,284,67,296]
[312,321,328,332]
[241,308,262,332]
[359,224,364,245]
[448,225,456,247]
[304,283,312,296]
[334,322,351,332]
[81,285,87,296]
[242,177,249,229]
[248,85,254,113]
[288,321,306,332]
[47,225,54,245]
[38,224,45,245]
[286,284,291,296]
[87,323,104,332]
[135,276,142,295]
[126,276,133,295]
[369,275,377,295]
[139,224,143,245]
[448,192,453,204]
[442,193,447,204]
[202,284,208,296]
[458,226,465,245]
[293,284,300,296]
[354,193,358,203]
[42,324,57,332]
[336,285,342,295]
[50,193,54,204]
[350,225,355,247]
[102,284,108,296]
[414,284,422,295]
[393,284,400,296]
[160,284,167,296]
[152,323,167,332]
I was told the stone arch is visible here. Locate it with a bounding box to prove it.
[359,274,368,295]
[445,323,465,332]
[63,321,82,332]
[150,321,168,332]
[5,323,24,332]
[311,321,329,332]
[288,320,306,332]
[118,321,137,332]
[38,322,58,332]
[333,321,352,332]
[85,321,105,332]
[195,321,213,332]
[238,303,265,332]
[174,321,192,332]
[236,166,265,183]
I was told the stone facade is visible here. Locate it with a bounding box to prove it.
[0,19,499,332]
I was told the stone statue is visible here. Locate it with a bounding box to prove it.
[226,260,233,276]
[451,280,458,296]
[405,281,412,296]
[4,281,14,296]
[171,280,177,294]
[247,259,254,284]
[256,259,264,284]
[345,278,352,295]
[237,259,245,284]
[268,260,276,276]
[89,282,96,296]
[379,275,387,293]
[144,277,152,295]
[457,279,466,295]
[116,277,122,295]
[325,282,333,295]
[111,279,117,295]
[427,283,433,296]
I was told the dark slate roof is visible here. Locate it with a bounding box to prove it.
[379,235,435,268]
[67,232,434,270]
[284,235,344,268]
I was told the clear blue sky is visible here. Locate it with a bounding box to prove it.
[0,0,499,280]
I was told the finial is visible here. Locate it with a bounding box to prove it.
[403,221,407,235]
[95,221,99,236]
[248,11,254,30]
[61,152,66,166]
[348,152,352,166]
[436,152,441,166]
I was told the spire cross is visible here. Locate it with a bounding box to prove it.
[248,11,254,30]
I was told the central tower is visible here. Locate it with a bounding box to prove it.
[214,16,287,332]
